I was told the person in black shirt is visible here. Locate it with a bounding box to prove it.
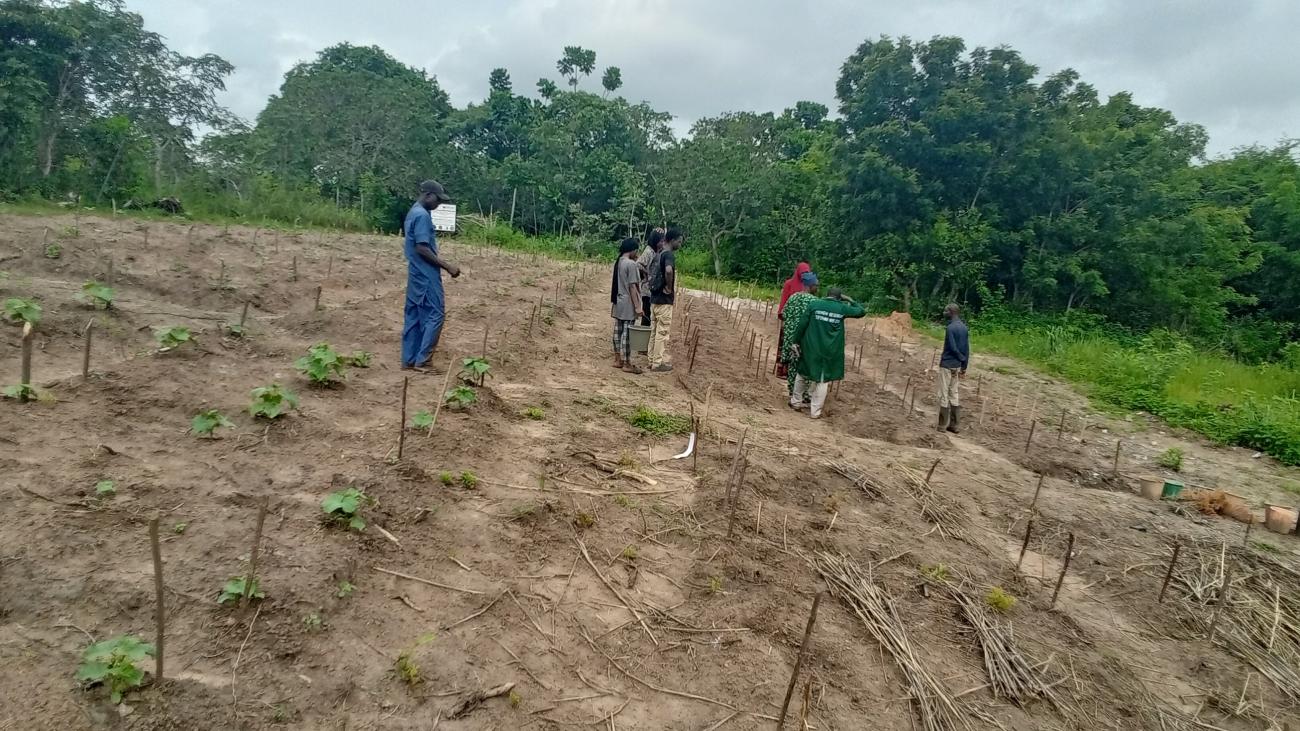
[937,303,970,433]
[647,228,683,372]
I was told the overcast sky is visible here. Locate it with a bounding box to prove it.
[126,0,1296,157]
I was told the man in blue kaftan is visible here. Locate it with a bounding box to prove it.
[401,180,461,369]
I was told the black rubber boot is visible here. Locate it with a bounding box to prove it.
[946,406,961,434]
[937,407,950,432]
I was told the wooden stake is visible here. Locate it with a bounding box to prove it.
[1049,532,1075,609]
[326,254,333,278]
[880,360,891,391]
[1029,473,1045,514]
[292,256,298,282]
[1024,420,1037,453]
[1016,518,1034,571]
[479,324,489,387]
[777,591,825,729]
[727,453,748,539]
[1208,559,1235,641]
[1157,542,1181,604]
[19,322,33,403]
[1057,408,1067,444]
[313,285,322,311]
[238,301,250,331]
[241,500,269,609]
[397,376,409,459]
[81,321,93,379]
[976,376,983,398]
[924,458,941,485]
[908,385,917,417]
[148,517,165,683]
[428,356,456,436]
[901,375,912,413]
[218,259,225,289]
[978,393,988,427]
[1112,439,1123,476]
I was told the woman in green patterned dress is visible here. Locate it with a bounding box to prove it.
[779,271,819,397]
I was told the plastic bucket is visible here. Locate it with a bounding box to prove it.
[629,325,651,354]
[1264,505,1297,535]
[1139,476,1164,501]
[1161,480,1184,500]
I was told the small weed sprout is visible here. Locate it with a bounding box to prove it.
[509,689,522,708]
[44,243,62,259]
[1158,447,1184,472]
[249,384,298,419]
[459,356,492,384]
[302,612,324,632]
[438,471,455,486]
[219,576,264,605]
[154,325,193,351]
[985,587,1016,613]
[172,522,188,534]
[336,580,356,599]
[921,564,951,582]
[322,487,370,531]
[395,651,421,686]
[410,410,433,429]
[191,409,234,437]
[459,471,479,489]
[295,342,346,385]
[522,406,544,420]
[707,576,723,595]
[76,635,155,703]
[344,350,373,367]
[613,494,632,508]
[621,545,639,561]
[574,511,596,530]
[79,281,115,309]
[617,452,639,469]
[3,383,37,401]
[95,479,116,497]
[3,297,41,326]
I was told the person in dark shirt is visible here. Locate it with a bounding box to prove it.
[646,228,683,372]
[937,303,970,433]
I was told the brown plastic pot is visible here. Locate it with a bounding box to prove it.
[1264,505,1298,535]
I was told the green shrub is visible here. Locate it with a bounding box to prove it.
[985,587,1016,613]
[1157,447,1184,471]
[626,405,691,437]
[295,342,346,384]
[76,635,155,703]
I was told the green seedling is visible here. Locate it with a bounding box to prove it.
[154,325,193,350]
[395,651,422,686]
[79,281,114,309]
[438,471,455,486]
[343,350,373,367]
[76,635,155,703]
[218,576,264,605]
[445,386,478,409]
[410,410,433,429]
[522,406,544,420]
[302,612,324,632]
[459,356,492,384]
[249,384,298,419]
[574,511,596,530]
[1158,447,1184,472]
[191,409,234,437]
[225,322,247,338]
[95,479,116,497]
[63,224,79,238]
[172,522,188,534]
[707,576,723,595]
[3,383,37,401]
[509,689,522,709]
[336,580,356,598]
[985,587,1016,613]
[322,487,370,531]
[613,494,632,508]
[460,471,479,489]
[621,545,639,561]
[294,342,346,384]
[44,243,62,259]
[511,503,539,521]
[3,297,41,326]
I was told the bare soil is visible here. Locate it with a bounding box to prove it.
[3,212,1300,730]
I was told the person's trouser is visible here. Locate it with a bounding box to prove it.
[401,290,445,367]
[612,318,633,361]
[648,303,673,367]
[640,296,652,327]
[938,367,961,408]
[790,374,829,418]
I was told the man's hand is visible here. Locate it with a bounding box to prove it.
[959,369,967,379]
[446,263,461,278]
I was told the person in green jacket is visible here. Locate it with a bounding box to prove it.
[787,288,866,418]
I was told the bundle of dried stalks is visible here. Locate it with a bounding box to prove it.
[825,459,886,499]
[812,552,973,731]
[1170,541,1300,702]
[947,584,1062,708]
[897,463,966,539]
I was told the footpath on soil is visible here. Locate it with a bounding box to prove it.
[3,212,1300,730]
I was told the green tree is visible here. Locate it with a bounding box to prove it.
[601,66,622,98]
[556,46,596,90]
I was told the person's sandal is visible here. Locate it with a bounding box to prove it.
[623,364,643,375]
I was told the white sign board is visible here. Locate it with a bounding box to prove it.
[431,204,457,233]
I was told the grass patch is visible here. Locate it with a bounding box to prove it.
[626,405,692,437]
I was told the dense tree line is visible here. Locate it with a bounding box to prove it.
[3,1,1299,360]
